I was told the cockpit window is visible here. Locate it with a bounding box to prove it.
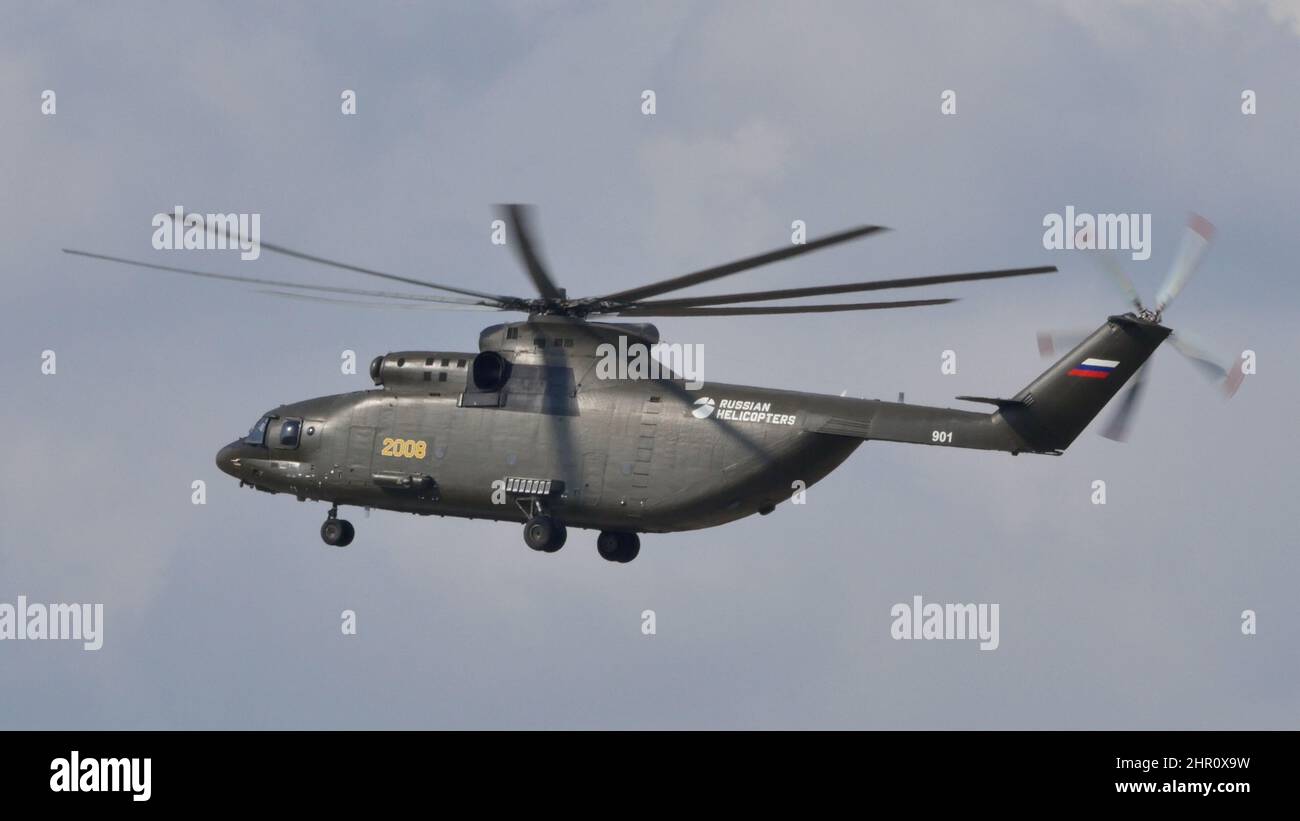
[279,418,302,449]
[244,414,273,446]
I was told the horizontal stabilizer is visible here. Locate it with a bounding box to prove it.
[955,395,1028,408]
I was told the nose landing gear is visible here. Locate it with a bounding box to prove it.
[321,505,355,547]
[597,531,640,563]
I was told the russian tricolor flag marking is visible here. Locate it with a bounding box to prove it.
[1068,358,1119,379]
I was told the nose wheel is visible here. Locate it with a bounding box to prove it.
[321,506,355,547]
[597,531,640,563]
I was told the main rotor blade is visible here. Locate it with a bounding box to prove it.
[166,212,517,303]
[256,239,516,303]
[624,265,1055,310]
[497,203,564,301]
[608,297,955,317]
[593,224,887,304]
[1155,213,1214,313]
[62,249,496,306]
[257,290,505,311]
[1099,363,1149,442]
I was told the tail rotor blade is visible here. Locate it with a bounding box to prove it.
[1036,332,1054,358]
[1155,213,1214,313]
[1096,250,1145,312]
[1167,331,1228,381]
[1168,330,1245,398]
[1099,364,1149,442]
[1223,358,1247,399]
[1035,329,1092,358]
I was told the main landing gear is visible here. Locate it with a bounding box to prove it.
[597,531,640,564]
[522,520,639,562]
[321,504,355,547]
[523,515,567,552]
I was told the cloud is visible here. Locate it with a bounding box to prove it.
[638,121,795,264]
[1264,0,1300,34]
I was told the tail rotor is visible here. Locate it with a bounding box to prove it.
[1035,213,1241,442]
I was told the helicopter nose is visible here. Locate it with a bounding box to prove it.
[216,440,244,478]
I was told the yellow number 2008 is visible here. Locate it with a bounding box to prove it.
[380,438,428,459]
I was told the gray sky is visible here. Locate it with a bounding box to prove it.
[1,0,1297,729]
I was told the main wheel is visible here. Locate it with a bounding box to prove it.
[524,516,557,551]
[597,531,622,561]
[542,523,567,553]
[598,531,640,563]
[616,532,640,563]
[321,518,352,546]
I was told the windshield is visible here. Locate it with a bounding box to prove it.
[244,414,272,446]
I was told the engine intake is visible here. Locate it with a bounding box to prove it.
[369,351,476,391]
[471,351,512,391]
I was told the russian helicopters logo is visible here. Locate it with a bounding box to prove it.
[693,397,796,426]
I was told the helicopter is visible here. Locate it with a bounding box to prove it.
[64,206,1232,563]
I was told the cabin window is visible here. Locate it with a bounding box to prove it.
[425,357,434,366]
[279,418,302,449]
[534,337,545,348]
[441,358,449,367]
[564,339,574,348]
[397,357,406,367]
[438,372,448,382]
[506,328,518,340]
[457,359,466,368]
[423,372,431,382]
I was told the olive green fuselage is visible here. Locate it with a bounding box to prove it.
[217,376,861,534]
[213,313,1171,535]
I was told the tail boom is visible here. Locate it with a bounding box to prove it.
[804,314,1171,454]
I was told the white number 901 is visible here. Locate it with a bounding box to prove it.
[931,430,953,444]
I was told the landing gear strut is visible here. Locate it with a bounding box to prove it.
[523,515,567,552]
[321,504,355,547]
[597,531,640,563]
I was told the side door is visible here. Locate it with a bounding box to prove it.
[580,451,607,509]
[345,425,376,485]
